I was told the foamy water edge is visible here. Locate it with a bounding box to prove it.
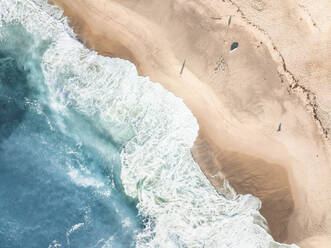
[0,1,299,247]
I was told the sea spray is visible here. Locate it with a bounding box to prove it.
[0,0,299,247]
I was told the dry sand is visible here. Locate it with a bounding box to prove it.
[50,0,331,247]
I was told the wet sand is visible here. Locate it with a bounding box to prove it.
[50,0,331,247]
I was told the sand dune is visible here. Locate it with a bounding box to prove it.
[50,0,331,246]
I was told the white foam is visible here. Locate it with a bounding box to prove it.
[66,222,85,246]
[67,166,105,188]
[48,240,62,248]
[67,222,84,234]
[0,1,299,247]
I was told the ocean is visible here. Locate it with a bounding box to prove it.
[0,1,298,247]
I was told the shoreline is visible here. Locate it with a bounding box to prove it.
[50,0,331,247]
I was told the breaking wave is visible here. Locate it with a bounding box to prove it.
[0,0,299,247]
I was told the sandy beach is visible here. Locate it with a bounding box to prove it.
[50,0,331,247]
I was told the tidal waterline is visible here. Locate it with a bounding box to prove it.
[0,1,299,247]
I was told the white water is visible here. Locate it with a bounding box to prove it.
[0,0,299,247]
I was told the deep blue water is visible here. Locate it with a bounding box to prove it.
[0,25,141,248]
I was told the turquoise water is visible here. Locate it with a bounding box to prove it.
[0,24,141,247]
[0,1,299,247]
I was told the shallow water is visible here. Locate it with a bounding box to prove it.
[0,1,298,247]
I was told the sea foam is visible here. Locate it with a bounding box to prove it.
[0,0,299,247]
